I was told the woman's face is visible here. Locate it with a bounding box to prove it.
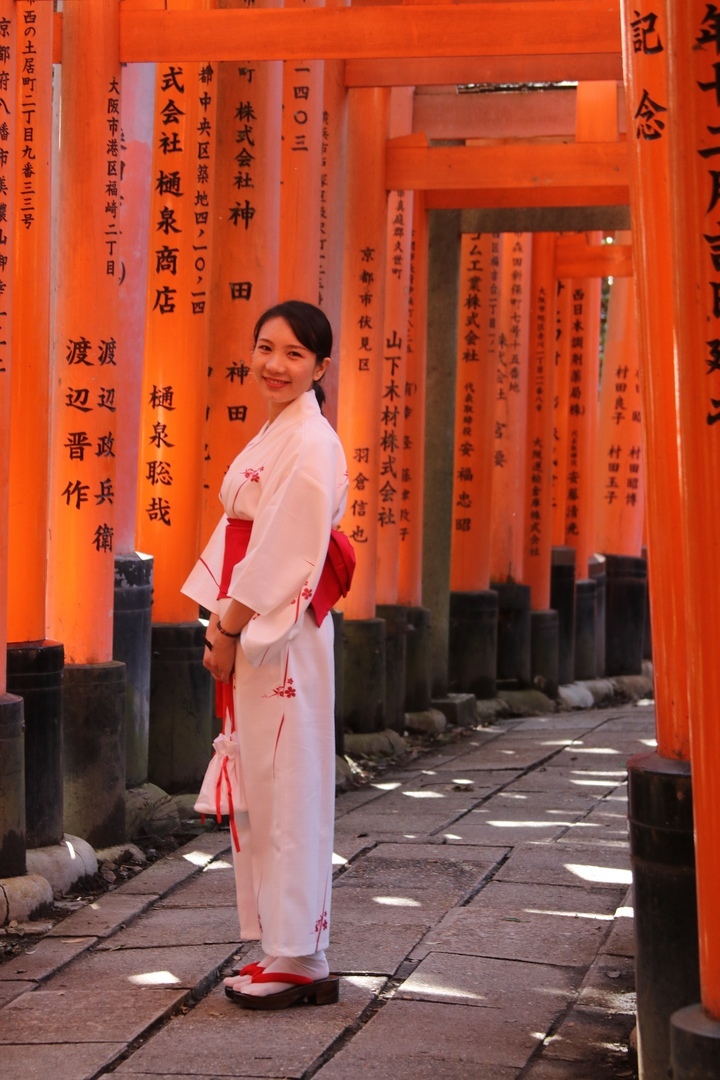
[251,317,329,420]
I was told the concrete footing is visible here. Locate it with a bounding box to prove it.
[629,751,699,1080]
[148,622,213,793]
[431,694,475,727]
[113,552,153,787]
[63,661,127,848]
[605,553,647,676]
[671,1004,720,1080]
[341,617,386,734]
[405,606,432,712]
[6,640,64,849]
[26,834,98,897]
[0,873,53,925]
[448,590,498,699]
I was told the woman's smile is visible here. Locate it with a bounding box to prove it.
[251,316,330,421]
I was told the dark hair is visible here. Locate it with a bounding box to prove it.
[253,300,332,409]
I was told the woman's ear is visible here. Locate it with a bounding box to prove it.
[314,357,331,380]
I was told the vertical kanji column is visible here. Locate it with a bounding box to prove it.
[550,275,576,684]
[111,57,156,790]
[135,44,217,793]
[376,87,413,733]
[489,232,533,688]
[524,233,559,697]
[0,0,25,881]
[399,191,432,715]
[6,0,64,853]
[595,270,647,677]
[448,232,501,699]
[336,86,390,732]
[664,1,720,1070]
[278,0,323,301]
[622,4,700,1073]
[46,0,126,846]
[318,0,348,427]
[202,3,281,549]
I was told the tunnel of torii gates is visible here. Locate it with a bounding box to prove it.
[1,0,720,1070]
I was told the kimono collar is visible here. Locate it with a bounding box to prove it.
[263,389,322,433]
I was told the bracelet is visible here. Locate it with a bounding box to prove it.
[217,619,241,639]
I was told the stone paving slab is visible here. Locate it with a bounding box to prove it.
[436,813,571,846]
[48,943,238,992]
[363,841,510,865]
[96,906,240,951]
[509,767,627,796]
[114,856,207,898]
[157,860,237,908]
[330,836,375,867]
[541,1001,636,1064]
[411,882,624,967]
[0,987,186,1044]
[0,935,95,981]
[112,976,384,1078]
[0,1042,127,1080]
[0,980,35,1006]
[411,768,522,791]
[46,893,160,939]
[333,809,461,839]
[494,841,632,890]
[600,907,635,958]
[361,788,480,817]
[329,916,429,975]
[450,744,562,771]
[334,850,500,895]
[311,997,542,1073]
[332,882,471,925]
[576,952,636,1012]
[397,952,581,1017]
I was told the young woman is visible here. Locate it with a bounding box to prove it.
[182,301,350,1010]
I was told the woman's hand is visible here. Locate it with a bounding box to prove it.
[203,613,236,684]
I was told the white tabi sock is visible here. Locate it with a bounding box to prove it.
[239,951,329,997]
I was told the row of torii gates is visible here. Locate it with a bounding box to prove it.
[0,0,719,1075]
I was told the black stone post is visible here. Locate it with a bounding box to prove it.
[492,582,531,688]
[63,662,127,848]
[6,641,64,848]
[448,590,498,699]
[551,546,576,685]
[605,553,647,676]
[671,1006,720,1080]
[341,618,386,734]
[629,751,700,1080]
[113,553,153,788]
[574,578,597,681]
[589,554,606,676]
[376,605,408,734]
[405,606,432,712]
[530,610,559,698]
[0,694,26,877]
[148,622,213,794]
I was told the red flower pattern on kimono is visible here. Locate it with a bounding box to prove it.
[314,910,328,934]
[244,466,264,483]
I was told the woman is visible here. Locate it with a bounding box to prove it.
[182,301,350,1010]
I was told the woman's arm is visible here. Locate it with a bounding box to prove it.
[203,600,255,683]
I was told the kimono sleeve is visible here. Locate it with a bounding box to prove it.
[230,449,337,666]
[180,512,227,615]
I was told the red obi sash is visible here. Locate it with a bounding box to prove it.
[217,517,355,626]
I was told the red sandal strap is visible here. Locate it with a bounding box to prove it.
[250,971,313,986]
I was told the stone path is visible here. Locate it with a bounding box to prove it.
[0,703,651,1079]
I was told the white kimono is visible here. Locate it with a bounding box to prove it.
[182,391,349,956]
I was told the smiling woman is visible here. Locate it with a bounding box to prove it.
[181,300,353,1011]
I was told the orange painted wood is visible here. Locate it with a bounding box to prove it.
[345,54,623,88]
[0,0,17,690]
[386,140,629,194]
[377,89,414,605]
[666,0,720,1015]
[423,184,629,210]
[489,233,533,584]
[450,233,502,593]
[118,3,623,63]
[555,234,632,278]
[397,191,428,608]
[200,1,281,550]
[620,0,688,761]
[336,87,390,619]
[46,0,121,663]
[594,272,644,558]
[278,0,324,301]
[318,0,349,429]
[551,277,572,548]
[135,42,216,622]
[523,233,556,611]
[8,0,53,643]
[563,264,602,579]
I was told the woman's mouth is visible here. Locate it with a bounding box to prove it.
[263,376,289,389]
